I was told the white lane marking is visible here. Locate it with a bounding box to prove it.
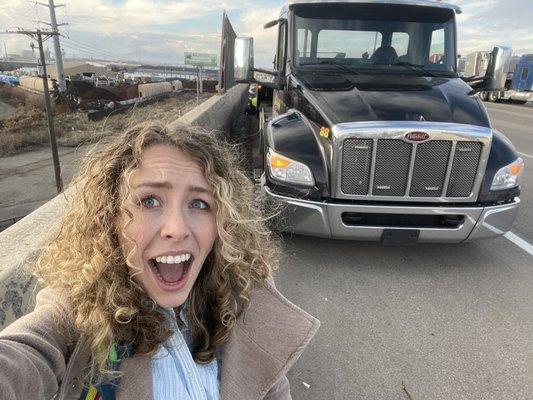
[504,231,533,256]
[517,152,533,160]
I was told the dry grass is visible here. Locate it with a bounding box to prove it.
[0,91,211,156]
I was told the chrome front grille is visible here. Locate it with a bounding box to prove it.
[409,140,452,197]
[340,138,483,200]
[446,141,483,197]
[341,139,372,195]
[373,139,411,196]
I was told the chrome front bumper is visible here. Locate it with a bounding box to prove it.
[265,187,520,243]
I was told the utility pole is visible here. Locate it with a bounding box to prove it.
[1,29,63,193]
[196,66,200,106]
[37,0,67,92]
[36,31,63,193]
[199,65,203,93]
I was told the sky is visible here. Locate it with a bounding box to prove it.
[1,0,533,68]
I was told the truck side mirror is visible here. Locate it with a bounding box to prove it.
[263,18,284,29]
[234,37,254,82]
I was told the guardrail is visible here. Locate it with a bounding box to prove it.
[0,83,249,330]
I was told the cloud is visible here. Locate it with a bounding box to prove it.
[454,0,533,55]
[2,0,531,67]
[233,5,281,68]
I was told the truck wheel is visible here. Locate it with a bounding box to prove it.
[488,91,499,102]
[479,91,488,101]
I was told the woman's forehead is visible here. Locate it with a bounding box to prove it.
[129,144,210,187]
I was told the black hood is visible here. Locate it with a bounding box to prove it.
[295,73,491,128]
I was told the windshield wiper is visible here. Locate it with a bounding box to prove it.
[299,60,359,76]
[392,62,437,77]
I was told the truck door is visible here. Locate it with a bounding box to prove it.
[273,19,288,117]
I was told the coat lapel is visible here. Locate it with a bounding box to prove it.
[116,354,152,400]
[220,283,320,400]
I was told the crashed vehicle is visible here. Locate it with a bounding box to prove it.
[235,0,524,244]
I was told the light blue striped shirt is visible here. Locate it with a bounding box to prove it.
[152,308,220,400]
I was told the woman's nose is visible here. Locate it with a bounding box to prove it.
[160,208,191,241]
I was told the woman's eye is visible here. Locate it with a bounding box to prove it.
[190,199,209,210]
[140,195,161,209]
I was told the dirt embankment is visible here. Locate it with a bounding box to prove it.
[0,91,211,157]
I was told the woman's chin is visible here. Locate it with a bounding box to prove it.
[151,290,189,309]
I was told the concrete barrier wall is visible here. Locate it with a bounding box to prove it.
[0,83,248,330]
[170,83,248,134]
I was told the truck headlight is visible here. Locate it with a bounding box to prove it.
[491,158,524,190]
[267,148,314,186]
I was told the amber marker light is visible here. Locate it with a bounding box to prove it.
[508,161,524,176]
[269,153,291,168]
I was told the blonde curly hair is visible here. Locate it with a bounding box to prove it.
[34,121,279,381]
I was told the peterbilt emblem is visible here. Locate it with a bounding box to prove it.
[405,131,430,142]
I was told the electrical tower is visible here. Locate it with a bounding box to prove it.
[37,0,67,93]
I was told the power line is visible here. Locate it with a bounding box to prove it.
[65,37,118,57]
[3,12,40,25]
[61,36,117,58]
[60,41,115,60]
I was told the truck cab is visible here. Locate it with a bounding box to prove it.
[241,0,524,244]
[509,54,533,104]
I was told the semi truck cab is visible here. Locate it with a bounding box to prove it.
[236,0,524,244]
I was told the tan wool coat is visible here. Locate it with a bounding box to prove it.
[0,282,320,400]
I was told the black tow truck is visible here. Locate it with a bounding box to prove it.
[234,0,524,244]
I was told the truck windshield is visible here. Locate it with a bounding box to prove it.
[293,3,457,76]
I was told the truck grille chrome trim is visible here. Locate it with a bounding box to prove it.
[332,122,492,203]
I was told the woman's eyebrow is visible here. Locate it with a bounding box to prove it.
[133,182,212,194]
[133,181,172,190]
[189,185,213,195]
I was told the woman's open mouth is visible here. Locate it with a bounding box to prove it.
[148,254,193,291]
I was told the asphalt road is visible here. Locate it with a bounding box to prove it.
[277,101,533,400]
[0,145,92,229]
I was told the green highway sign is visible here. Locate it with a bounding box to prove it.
[184,52,218,67]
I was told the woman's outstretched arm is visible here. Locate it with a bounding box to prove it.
[0,288,76,400]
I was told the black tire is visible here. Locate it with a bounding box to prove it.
[488,91,499,103]
[479,91,488,101]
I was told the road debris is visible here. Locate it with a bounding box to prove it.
[302,382,311,389]
[402,381,413,400]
